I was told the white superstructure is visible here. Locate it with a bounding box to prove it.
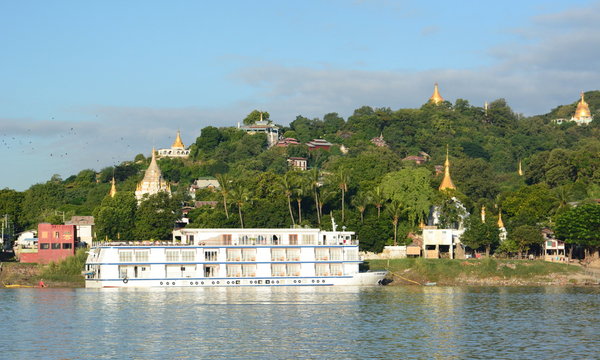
[84,228,387,288]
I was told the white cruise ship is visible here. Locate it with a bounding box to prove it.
[84,227,388,288]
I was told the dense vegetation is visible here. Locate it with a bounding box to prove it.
[1,92,599,255]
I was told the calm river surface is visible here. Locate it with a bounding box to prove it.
[1,286,599,359]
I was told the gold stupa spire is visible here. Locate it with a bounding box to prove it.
[172,130,185,149]
[518,160,524,176]
[573,91,591,120]
[109,177,117,198]
[429,83,444,105]
[439,145,456,191]
[481,205,486,222]
[497,209,505,228]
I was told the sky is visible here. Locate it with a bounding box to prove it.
[1,0,599,191]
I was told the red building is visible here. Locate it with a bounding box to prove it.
[20,224,77,264]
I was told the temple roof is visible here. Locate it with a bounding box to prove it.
[573,92,592,120]
[439,146,456,191]
[429,83,444,105]
[142,148,162,183]
[172,130,185,149]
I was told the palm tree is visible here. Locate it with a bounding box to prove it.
[215,173,231,219]
[330,168,349,223]
[318,188,337,222]
[308,168,322,225]
[277,172,296,226]
[369,186,386,218]
[352,191,372,223]
[229,183,251,228]
[385,200,404,246]
[292,171,309,224]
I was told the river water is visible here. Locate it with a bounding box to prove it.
[1,286,599,359]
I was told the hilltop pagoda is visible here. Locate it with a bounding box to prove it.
[135,148,171,201]
[429,83,445,105]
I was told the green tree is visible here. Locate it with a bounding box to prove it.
[292,171,310,224]
[93,192,137,241]
[385,200,404,246]
[215,173,232,219]
[134,192,181,240]
[243,110,270,125]
[555,204,600,256]
[329,168,350,223]
[460,216,500,256]
[508,225,544,258]
[351,191,371,223]
[369,186,386,218]
[380,168,434,226]
[229,183,252,228]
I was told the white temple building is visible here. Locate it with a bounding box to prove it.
[135,148,171,201]
[157,131,190,158]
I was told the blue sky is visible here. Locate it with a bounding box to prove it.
[1,0,598,190]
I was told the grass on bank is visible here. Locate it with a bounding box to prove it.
[39,248,88,286]
[366,258,583,285]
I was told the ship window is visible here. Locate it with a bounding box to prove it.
[222,234,232,245]
[242,264,256,277]
[205,250,218,261]
[51,243,61,249]
[40,243,50,250]
[226,248,241,261]
[62,243,72,249]
[226,264,241,277]
[271,248,285,261]
[330,263,343,276]
[119,251,133,262]
[166,250,180,262]
[271,264,286,277]
[315,248,329,261]
[289,234,298,245]
[330,248,342,261]
[286,248,300,261]
[242,248,256,261]
[181,250,195,261]
[345,249,358,261]
[287,263,301,276]
[302,234,315,245]
[315,263,330,276]
[135,250,149,262]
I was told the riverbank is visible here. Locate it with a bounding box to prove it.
[367,258,600,286]
[0,249,87,288]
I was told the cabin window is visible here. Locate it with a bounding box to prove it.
[51,243,61,249]
[205,250,218,261]
[286,248,300,261]
[330,263,343,276]
[222,234,232,245]
[256,235,266,245]
[226,264,242,277]
[242,264,256,277]
[119,251,133,262]
[315,248,329,261]
[271,264,287,277]
[240,235,250,245]
[40,243,50,250]
[287,263,301,277]
[289,234,298,245]
[315,263,330,276]
[302,234,315,245]
[135,250,149,262]
[204,265,218,277]
[242,248,256,261]
[181,250,195,262]
[271,248,286,261]
[188,235,195,243]
[226,248,241,261]
[166,250,180,262]
[62,243,72,249]
[330,248,342,261]
[345,249,358,261]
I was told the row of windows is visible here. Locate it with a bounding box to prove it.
[40,243,72,250]
[118,248,358,262]
[118,263,345,279]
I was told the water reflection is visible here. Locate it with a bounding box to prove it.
[1,286,599,359]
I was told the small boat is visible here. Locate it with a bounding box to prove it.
[3,284,35,288]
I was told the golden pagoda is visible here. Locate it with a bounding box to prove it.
[439,145,456,191]
[497,210,505,228]
[172,130,185,149]
[429,83,444,105]
[135,148,171,201]
[573,92,592,120]
[481,205,486,222]
[109,177,117,198]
